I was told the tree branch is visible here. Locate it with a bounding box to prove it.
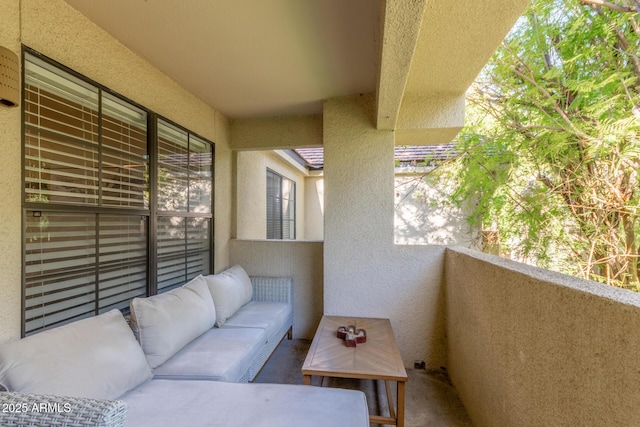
[581,0,636,12]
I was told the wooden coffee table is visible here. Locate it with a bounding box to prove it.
[302,316,408,427]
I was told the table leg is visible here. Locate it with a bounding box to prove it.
[303,375,311,385]
[384,380,396,420]
[397,381,405,427]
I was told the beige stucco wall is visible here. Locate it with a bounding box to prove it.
[304,173,324,240]
[236,151,308,240]
[394,169,480,247]
[229,239,323,339]
[323,94,447,368]
[213,112,233,272]
[0,0,232,341]
[0,0,23,344]
[230,115,323,151]
[445,246,640,426]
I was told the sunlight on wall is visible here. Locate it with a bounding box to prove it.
[394,168,480,247]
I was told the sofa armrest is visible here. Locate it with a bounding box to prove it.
[250,276,293,304]
[0,392,127,427]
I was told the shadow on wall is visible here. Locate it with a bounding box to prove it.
[394,173,479,248]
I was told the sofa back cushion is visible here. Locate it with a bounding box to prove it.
[205,265,253,326]
[0,309,152,400]
[130,274,216,368]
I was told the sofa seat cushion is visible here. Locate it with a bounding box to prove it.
[0,310,152,400]
[122,379,369,427]
[220,301,291,341]
[130,275,216,369]
[152,327,266,382]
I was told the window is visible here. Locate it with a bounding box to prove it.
[156,120,212,292]
[266,169,295,239]
[22,50,213,335]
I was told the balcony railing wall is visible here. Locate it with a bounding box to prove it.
[228,240,640,425]
[230,239,324,339]
[445,246,640,426]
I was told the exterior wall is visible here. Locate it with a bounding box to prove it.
[304,172,324,240]
[230,115,323,150]
[323,94,447,368]
[213,113,233,272]
[229,240,323,339]
[445,246,640,426]
[394,169,480,247]
[0,0,232,342]
[0,0,22,344]
[236,151,308,240]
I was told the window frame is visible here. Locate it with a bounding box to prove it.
[266,168,296,240]
[21,47,214,336]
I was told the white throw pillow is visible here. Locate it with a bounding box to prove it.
[0,309,152,400]
[130,274,216,368]
[205,265,253,326]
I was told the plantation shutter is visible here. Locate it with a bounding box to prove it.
[281,178,295,239]
[156,120,212,292]
[24,55,100,206]
[24,212,97,334]
[22,50,213,336]
[101,94,148,208]
[23,53,149,335]
[266,169,295,240]
[266,170,282,239]
[98,215,148,313]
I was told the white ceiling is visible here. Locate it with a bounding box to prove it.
[63,0,380,119]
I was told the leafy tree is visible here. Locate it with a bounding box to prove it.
[436,0,640,288]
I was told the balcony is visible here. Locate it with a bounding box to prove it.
[232,239,640,426]
[2,0,639,425]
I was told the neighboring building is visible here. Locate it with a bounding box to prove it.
[235,150,323,241]
[247,145,481,247]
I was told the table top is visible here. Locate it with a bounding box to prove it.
[302,315,408,382]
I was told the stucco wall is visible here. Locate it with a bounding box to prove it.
[230,115,323,150]
[445,246,640,426]
[304,173,324,240]
[323,94,447,368]
[394,169,480,247]
[229,239,323,339]
[0,0,232,341]
[236,151,308,240]
[0,0,23,344]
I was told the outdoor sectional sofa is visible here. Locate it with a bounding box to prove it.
[134,266,294,383]
[0,265,369,427]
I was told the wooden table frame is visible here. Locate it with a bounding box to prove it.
[302,316,408,427]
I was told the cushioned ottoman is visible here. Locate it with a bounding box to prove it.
[121,379,369,427]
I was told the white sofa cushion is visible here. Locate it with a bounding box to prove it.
[130,274,216,368]
[122,379,370,427]
[0,309,152,400]
[205,265,253,326]
[221,301,292,342]
[152,327,267,382]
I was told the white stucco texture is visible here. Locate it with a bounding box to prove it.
[323,94,447,368]
[0,0,22,343]
[446,246,640,426]
[230,240,323,340]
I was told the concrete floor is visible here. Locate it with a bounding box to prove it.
[254,339,473,427]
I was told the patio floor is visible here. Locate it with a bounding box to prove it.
[254,339,472,427]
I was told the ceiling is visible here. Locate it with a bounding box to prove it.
[62,0,529,142]
[63,0,380,119]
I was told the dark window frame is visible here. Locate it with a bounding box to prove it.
[21,47,214,336]
[266,168,296,240]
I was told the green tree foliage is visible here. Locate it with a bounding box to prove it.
[439,0,640,288]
